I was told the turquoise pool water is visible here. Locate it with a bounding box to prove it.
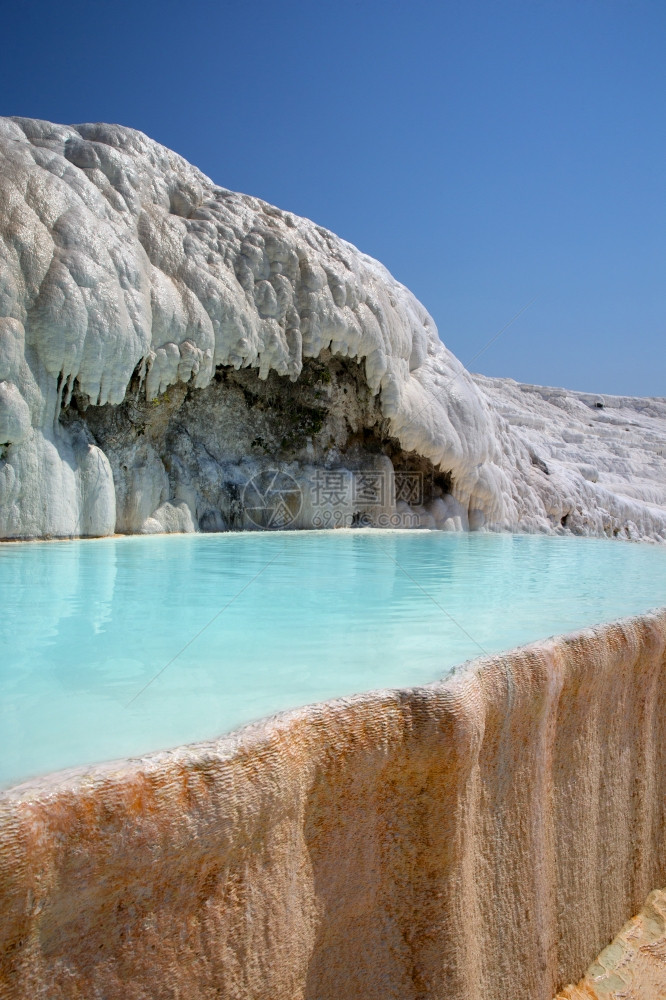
[1,530,665,789]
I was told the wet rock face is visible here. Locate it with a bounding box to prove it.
[1,610,665,999]
[0,116,665,540]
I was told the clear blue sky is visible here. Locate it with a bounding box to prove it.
[2,0,664,396]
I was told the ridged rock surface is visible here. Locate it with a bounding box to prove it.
[1,608,665,999]
[1,117,665,540]
[555,888,666,999]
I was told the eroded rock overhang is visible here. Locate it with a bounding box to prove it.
[0,117,504,539]
[1,117,665,541]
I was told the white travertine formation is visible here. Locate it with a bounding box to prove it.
[474,375,666,541]
[0,117,664,540]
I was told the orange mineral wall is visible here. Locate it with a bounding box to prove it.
[1,609,665,1000]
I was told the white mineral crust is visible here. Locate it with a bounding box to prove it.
[0,117,664,541]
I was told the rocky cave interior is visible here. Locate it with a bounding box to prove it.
[61,350,455,533]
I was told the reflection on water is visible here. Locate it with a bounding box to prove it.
[1,530,665,788]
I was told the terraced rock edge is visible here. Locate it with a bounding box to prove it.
[555,888,666,999]
[1,608,665,999]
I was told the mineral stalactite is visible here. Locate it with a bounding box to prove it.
[0,117,664,540]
